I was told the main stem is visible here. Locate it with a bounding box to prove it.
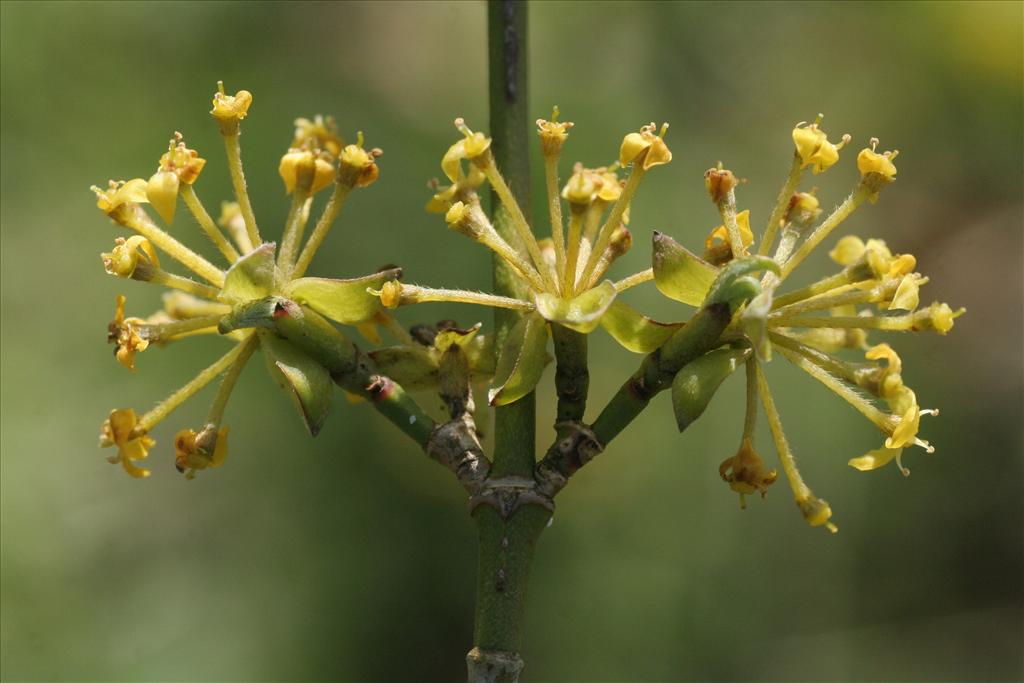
[468,3,549,682]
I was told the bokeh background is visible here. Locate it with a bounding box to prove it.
[2,1,1021,681]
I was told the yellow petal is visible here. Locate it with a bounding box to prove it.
[147,170,179,224]
[829,235,866,266]
[848,447,902,472]
[857,147,898,180]
[619,132,650,167]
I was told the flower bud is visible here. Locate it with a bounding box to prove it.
[279,149,335,195]
[562,163,598,206]
[378,280,404,309]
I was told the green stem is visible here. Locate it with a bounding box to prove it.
[469,4,548,682]
[534,302,733,497]
[551,324,589,423]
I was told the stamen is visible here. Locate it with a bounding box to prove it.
[454,117,473,137]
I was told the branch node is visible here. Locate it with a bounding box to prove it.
[534,421,604,498]
[426,415,491,495]
[466,647,525,683]
[468,475,555,518]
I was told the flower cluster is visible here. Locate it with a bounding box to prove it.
[655,115,963,531]
[377,109,679,405]
[92,92,964,533]
[93,82,398,479]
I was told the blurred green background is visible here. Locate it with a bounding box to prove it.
[2,1,1021,681]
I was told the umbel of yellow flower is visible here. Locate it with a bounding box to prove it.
[93,82,402,479]
[377,112,680,405]
[651,114,963,532]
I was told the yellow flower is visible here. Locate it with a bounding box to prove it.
[338,132,382,188]
[857,139,899,203]
[102,236,160,280]
[704,209,754,265]
[791,118,850,174]
[718,438,778,508]
[174,425,229,479]
[442,118,493,182]
[107,295,149,371]
[785,191,822,224]
[536,106,574,156]
[293,115,344,157]
[210,83,253,134]
[860,343,904,400]
[828,236,917,280]
[158,133,207,185]
[848,385,936,476]
[99,408,156,478]
[857,142,898,181]
[92,179,148,215]
[912,302,964,334]
[279,149,335,195]
[619,122,672,170]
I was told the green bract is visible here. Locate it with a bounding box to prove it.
[671,347,751,431]
[285,267,401,324]
[488,311,550,406]
[652,231,718,306]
